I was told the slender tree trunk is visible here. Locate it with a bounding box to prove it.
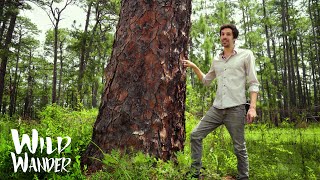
[52,22,59,104]
[281,0,289,118]
[92,80,98,108]
[294,39,302,108]
[41,75,49,107]
[0,17,8,44]
[9,31,21,117]
[48,0,72,103]
[286,2,297,110]
[85,9,100,109]
[0,0,5,23]
[271,29,281,125]
[259,61,265,121]
[289,42,296,108]
[0,9,17,112]
[71,90,75,109]
[23,49,33,119]
[308,0,319,105]
[78,1,93,103]
[263,1,278,122]
[262,0,271,60]
[299,35,307,106]
[313,0,320,103]
[0,0,8,44]
[310,41,317,106]
[57,38,64,105]
[81,0,191,173]
[240,2,247,45]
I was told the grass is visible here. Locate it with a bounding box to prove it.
[0,105,319,179]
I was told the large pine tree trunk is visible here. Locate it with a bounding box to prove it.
[81,0,191,173]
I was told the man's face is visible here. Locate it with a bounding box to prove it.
[220,28,235,48]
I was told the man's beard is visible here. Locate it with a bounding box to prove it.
[222,41,230,47]
[221,39,234,48]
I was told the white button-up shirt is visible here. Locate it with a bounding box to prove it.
[202,48,260,109]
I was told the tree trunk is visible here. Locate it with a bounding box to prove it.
[52,23,59,104]
[57,38,65,105]
[81,0,191,173]
[299,35,307,106]
[286,2,296,110]
[0,0,5,23]
[262,0,271,59]
[308,0,319,105]
[294,39,302,108]
[0,0,8,44]
[23,49,33,119]
[41,75,49,107]
[0,17,8,45]
[310,41,317,106]
[9,31,21,117]
[240,1,247,45]
[281,0,289,118]
[45,0,72,105]
[91,80,98,108]
[78,1,93,103]
[0,9,17,112]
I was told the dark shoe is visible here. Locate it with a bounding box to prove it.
[185,167,206,179]
[236,175,249,180]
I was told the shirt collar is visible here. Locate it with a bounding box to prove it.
[220,48,238,60]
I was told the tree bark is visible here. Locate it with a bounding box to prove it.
[52,23,59,104]
[293,39,302,108]
[78,1,93,102]
[308,0,319,105]
[91,80,98,108]
[81,0,191,173]
[47,0,73,104]
[0,0,9,45]
[9,30,21,117]
[0,8,17,112]
[57,37,65,105]
[299,35,307,106]
[281,0,289,118]
[41,75,49,107]
[23,49,34,119]
[271,30,280,126]
[0,0,5,23]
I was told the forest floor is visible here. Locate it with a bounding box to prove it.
[0,106,319,179]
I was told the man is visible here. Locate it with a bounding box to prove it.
[182,24,259,180]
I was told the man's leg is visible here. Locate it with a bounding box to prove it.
[190,106,223,174]
[224,105,249,180]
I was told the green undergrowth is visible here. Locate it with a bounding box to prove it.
[0,105,319,179]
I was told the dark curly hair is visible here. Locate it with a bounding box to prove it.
[219,24,239,39]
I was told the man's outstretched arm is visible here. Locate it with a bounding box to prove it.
[182,60,205,82]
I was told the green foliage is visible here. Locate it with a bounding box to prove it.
[0,105,97,179]
[93,116,320,180]
[0,105,319,179]
[246,124,320,179]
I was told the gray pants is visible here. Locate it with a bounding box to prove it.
[190,105,249,179]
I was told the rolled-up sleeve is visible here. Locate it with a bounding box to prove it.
[202,62,216,86]
[245,51,260,92]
